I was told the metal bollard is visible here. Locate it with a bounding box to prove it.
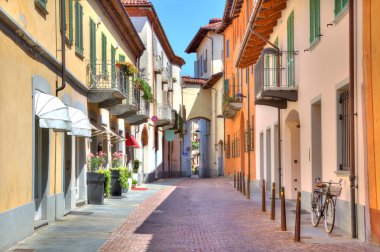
[271,182,275,220]
[281,187,287,231]
[243,172,246,196]
[234,172,236,188]
[294,191,301,242]
[262,179,266,212]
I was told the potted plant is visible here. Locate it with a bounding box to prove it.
[116,61,138,76]
[110,167,131,196]
[87,151,108,205]
[131,179,138,188]
[134,77,153,103]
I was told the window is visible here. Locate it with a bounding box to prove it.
[334,0,349,17]
[119,55,125,62]
[250,115,255,151]
[287,11,295,87]
[225,135,231,158]
[89,18,96,76]
[337,88,350,171]
[226,39,230,58]
[111,45,116,87]
[101,33,107,75]
[265,54,270,87]
[204,50,208,73]
[36,0,48,10]
[246,68,249,84]
[244,122,249,152]
[75,1,84,55]
[310,0,320,44]
[59,0,73,43]
[236,135,240,157]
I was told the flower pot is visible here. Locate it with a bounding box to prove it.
[87,172,105,205]
[132,184,136,188]
[110,169,122,196]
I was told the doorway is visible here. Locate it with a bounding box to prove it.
[266,128,272,191]
[260,132,264,182]
[311,101,322,185]
[34,119,49,221]
[218,141,224,176]
[64,134,72,212]
[75,138,86,203]
[286,110,301,199]
[274,124,279,196]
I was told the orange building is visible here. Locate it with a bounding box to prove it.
[363,0,380,244]
[218,0,256,194]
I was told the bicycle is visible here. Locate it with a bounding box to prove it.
[310,178,342,233]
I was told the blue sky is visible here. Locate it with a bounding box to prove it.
[150,0,225,76]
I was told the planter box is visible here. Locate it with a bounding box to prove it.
[87,172,105,205]
[111,169,122,196]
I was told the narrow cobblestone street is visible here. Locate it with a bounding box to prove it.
[100,178,378,252]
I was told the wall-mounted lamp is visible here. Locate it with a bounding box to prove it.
[96,16,102,27]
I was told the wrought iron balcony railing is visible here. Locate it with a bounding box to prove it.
[161,67,169,83]
[89,63,128,97]
[156,104,172,126]
[254,48,298,109]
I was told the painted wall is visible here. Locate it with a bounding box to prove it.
[252,0,366,239]
[363,0,380,244]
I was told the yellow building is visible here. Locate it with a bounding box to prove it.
[0,0,144,250]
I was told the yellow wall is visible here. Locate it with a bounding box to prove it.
[183,86,212,121]
[364,0,380,243]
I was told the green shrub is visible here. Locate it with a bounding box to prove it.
[133,160,140,173]
[132,179,138,185]
[98,169,111,197]
[117,167,131,189]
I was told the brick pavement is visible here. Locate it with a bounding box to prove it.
[100,178,379,252]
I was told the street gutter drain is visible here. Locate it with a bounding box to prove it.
[70,211,94,216]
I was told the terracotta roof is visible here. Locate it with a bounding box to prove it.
[185,19,222,53]
[217,0,233,33]
[123,1,185,66]
[182,76,207,85]
[202,72,224,89]
[231,0,245,17]
[236,0,287,68]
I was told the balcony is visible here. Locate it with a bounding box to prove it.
[162,110,177,131]
[222,85,243,119]
[162,68,169,83]
[154,55,163,73]
[108,79,139,116]
[155,104,173,127]
[120,92,150,125]
[254,48,298,109]
[88,63,128,108]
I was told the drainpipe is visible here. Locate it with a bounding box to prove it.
[247,71,251,199]
[56,0,66,96]
[349,0,357,239]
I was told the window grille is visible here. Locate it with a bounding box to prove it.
[339,90,350,171]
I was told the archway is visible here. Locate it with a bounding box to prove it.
[141,126,149,175]
[285,110,300,199]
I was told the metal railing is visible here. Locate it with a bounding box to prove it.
[89,63,128,97]
[154,55,163,73]
[137,94,150,116]
[156,104,172,121]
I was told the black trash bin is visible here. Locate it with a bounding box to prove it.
[110,169,122,196]
[87,172,105,205]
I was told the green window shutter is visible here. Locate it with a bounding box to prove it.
[287,11,295,87]
[75,2,84,55]
[101,33,107,75]
[246,68,249,84]
[90,18,96,77]
[335,0,349,16]
[273,38,278,85]
[265,55,270,87]
[69,0,73,43]
[119,55,125,62]
[310,0,320,44]
[111,45,116,88]
[224,79,229,95]
[38,0,47,9]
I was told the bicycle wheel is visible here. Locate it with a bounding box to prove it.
[324,198,335,233]
[311,191,321,227]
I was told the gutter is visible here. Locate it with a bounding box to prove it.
[349,0,357,239]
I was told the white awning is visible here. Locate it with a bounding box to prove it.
[102,126,125,143]
[34,91,71,131]
[68,107,91,138]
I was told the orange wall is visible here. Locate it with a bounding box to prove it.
[364,0,380,244]
[223,0,256,181]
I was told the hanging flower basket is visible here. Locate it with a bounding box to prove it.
[116,61,138,76]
